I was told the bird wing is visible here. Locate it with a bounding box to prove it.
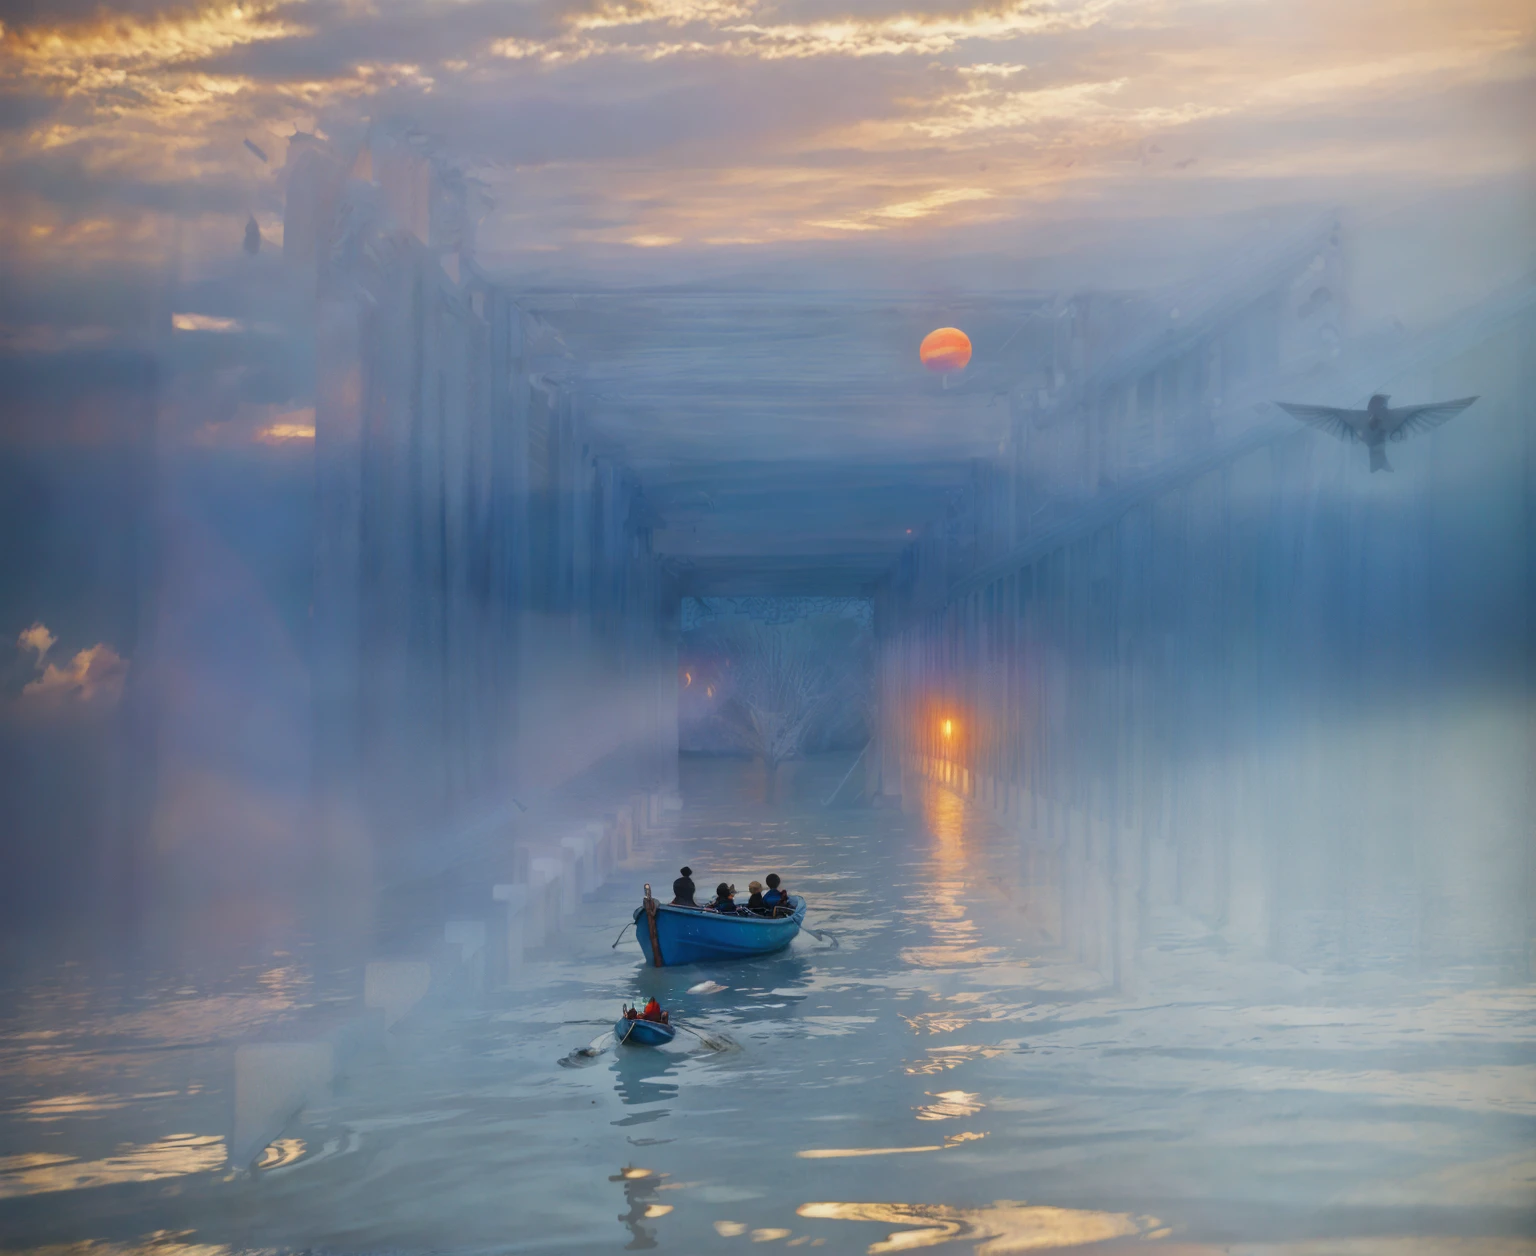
[1384,396,1477,442]
[1274,402,1366,443]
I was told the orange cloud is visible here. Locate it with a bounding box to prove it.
[14,623,128,708]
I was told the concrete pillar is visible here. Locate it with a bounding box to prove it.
[613,805,634,861]
[493,883,529,969]
[530,854,573,919]
[560,830,598,894]
[231,1042,334,1170]
[364,960,432,1029]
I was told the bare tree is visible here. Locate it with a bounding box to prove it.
[717,618,843,800]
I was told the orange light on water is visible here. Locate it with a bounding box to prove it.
[942,719,954,739]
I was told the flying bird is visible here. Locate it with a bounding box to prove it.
[1274,393,1477,472]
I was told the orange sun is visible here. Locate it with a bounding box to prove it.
[919,327,972,373]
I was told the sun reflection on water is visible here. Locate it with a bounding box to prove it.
[796,1200,1159,1254]
[254,1137,305,1171]
[797,1132,986,1158]
[923,786,967,854]
[916,1090,984,1120]
[0,1134,226,1198]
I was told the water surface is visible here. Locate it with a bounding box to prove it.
[2,757,1533,1253]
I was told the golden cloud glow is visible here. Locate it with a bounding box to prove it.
[490,0,1116,64]
[12,620,127,707]
[572,0,756,31]
[21,642,128,704]
[257,422,317,444]
[811,186,993,231]
[3,0,1531,266]
[17,623,56,660]
[174,312,244,333]
[2,3,305,93]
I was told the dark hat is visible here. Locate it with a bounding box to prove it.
[680,866,692,877]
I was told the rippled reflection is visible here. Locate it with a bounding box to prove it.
[0,1235,236,1256]
[610,1165,668,1250]
[915,1091,984,1121]
[254,1137,305,1170]
[1,758,1531,1251]
[612,1048,679,1120]
[798,1132,985,1159]
[923,786,967,852]
[0,1134,226,1198]
[905,1044,1012,1075]
[796,1201,1160,1253]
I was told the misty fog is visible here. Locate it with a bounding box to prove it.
[1,0,1533,1252]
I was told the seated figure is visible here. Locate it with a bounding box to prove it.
[671,866,697,906]
[745,881,768,914]
[762,873,790,913]
[709,882,740,914]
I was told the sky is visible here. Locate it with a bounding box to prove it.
[0,0,1531,301]
[0,0,1532,846]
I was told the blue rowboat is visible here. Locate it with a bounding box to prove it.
[615,1016,676,1046]
[632,896,805,967]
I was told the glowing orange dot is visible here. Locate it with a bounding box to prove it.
[920,327,972,373]
[942,719,954,738]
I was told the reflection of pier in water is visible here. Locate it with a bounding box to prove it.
[611,1049,679,1118]
[609,1165,672,1250]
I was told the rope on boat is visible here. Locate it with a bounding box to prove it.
[610,919,634,949]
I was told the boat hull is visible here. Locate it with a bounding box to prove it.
[633,897,805,967]
[615,1017,675,1046]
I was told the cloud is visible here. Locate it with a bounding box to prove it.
[809,185,994,230]
[0,0,1528,285]
[173,312,244,332]
[13,622,128,708]
[17,622,56,659]
[190,403,316,448]
[255,417,316,444]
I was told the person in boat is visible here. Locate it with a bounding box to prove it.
[762,873,790,913]
[641,997,668,1025]
[745,881,768,914]
[709,882,740,914]
[671,866,697,906]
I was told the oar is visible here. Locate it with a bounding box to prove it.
[670,1021,737,1052]
[610,919,635,948]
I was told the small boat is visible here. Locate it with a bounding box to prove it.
[615,1015,676,1046]
[632,885,806,967]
